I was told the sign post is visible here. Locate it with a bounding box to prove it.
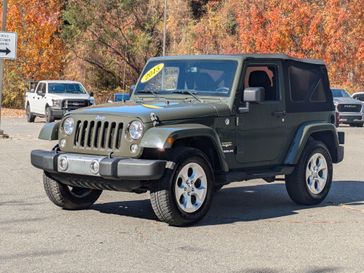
[0,0,16,138]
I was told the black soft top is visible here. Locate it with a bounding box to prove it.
[151,54,325,66]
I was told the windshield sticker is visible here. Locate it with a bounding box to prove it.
[142,104,162,109]
[141,63,165,83]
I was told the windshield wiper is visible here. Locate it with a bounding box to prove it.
[136,89,159,98]
[172,89,202,102]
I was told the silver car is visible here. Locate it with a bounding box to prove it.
[332,88,364,127]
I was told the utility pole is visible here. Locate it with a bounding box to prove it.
[162,0,167,56]
[0,0,8,138]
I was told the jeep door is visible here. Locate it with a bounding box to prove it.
[235,61,290,167]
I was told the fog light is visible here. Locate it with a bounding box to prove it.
[130,144,139,154]
[58,155,68,171]
[90,160,100,175]
[59,138,66,148]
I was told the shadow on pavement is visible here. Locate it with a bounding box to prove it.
[91,180,364,226]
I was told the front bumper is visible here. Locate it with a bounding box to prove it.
[50,108,67,118]
[31,150,167,180]
[338,113,363,124]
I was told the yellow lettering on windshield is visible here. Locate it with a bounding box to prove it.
[141,63,164,83]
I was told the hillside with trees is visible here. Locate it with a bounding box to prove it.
[1,0,363,107]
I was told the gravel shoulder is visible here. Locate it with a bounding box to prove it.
[0,118,363,273]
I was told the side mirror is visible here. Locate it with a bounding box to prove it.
[130,85,136,93]
[243,87,265,103]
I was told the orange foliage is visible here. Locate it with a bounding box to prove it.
[2,0,64,107]
[191,0,364,91]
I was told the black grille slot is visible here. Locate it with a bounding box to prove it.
[108,122,116,149]
[80,121,88,147]
[337,104,362,113]
[115,123,123,149]
[87,121,95,147]
[74,119,123,150]
[94,121,102,148]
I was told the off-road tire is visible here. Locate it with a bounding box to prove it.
[26,104,36,123]
[45,106,55,123]
[285,140,333,205]
[43,172,102,210]
[150,147,214,226]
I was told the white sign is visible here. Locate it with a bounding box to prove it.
[0,32,17,60]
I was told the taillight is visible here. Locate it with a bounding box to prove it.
[335,111,340,127]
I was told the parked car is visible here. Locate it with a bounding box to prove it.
[31,54,344,226]
[25,80,95,123]
[331,88,364,127]
[108,93,131,103]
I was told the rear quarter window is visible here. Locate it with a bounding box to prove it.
[285,61,333,113]
[289,65,328,102]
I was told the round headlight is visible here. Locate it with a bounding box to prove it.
[128,120,144,140]
[63,117,75,135]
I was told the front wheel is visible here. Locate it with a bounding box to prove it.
[285,140,333,205]
[26,104,36,123]
[45,106,55,123]
[43,172,102,210]
[150,147,214,226]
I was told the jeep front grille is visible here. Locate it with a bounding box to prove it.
[74,120,123,150]
[337,104,362,113]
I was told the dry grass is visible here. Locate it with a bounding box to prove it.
[1,108,25,118]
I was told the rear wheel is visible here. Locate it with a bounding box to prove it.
[285,140,333,205]
[150,147,214,226]
[26,104,35,123]
[43,172,102,210]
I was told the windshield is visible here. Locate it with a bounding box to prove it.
[331,89,350,98]
[135,60,238,97]
[48,83,86,94]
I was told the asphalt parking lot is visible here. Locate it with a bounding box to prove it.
[0,117,363,273]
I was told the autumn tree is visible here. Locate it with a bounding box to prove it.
[62,0,165,93]
[191,0,363,90]
[2,0,64,108]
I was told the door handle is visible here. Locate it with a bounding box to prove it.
[272,110,286,118]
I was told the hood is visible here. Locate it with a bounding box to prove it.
[47,93,90,100]
[72,100,231,122]
[333,97,361,105]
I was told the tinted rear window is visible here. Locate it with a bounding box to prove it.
[289,65,327,102]
[285,61,333,113]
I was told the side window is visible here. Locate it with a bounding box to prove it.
[243,65,279,101]
[42,83,47,94]
[36,83,45,95]
[289,65,328,102]
[357,94,364,102]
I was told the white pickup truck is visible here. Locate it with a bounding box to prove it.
[25,80,95,122]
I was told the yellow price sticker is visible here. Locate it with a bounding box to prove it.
[141,63,164,83]
[142,104,162,109]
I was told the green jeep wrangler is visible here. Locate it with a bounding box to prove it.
[31,54,344,226]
